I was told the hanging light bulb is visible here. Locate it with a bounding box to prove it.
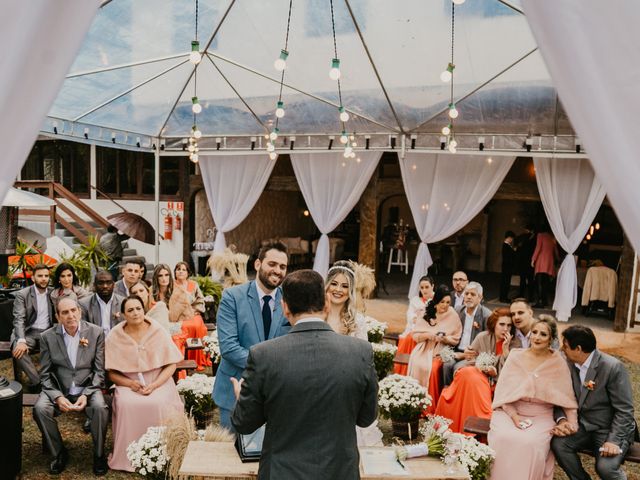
[192,125,202,139]
[192,96,202,114]
[449,139,458,148]
[589,225,595,236]
[352,141,357,147]
[349,152,356,158]
[586,233,592,240]
[448,143,457,153]
[269,151,278,160]
[595,222,600,230]
[266,143,275,152]
[448,103,459,119]
[345,146,353,156]
[329,58,341,80]
[274,49,289,71]
[440,63,455,83]
[339,106,349,122]
[275,101,285,118]
[190,153,199,163]
[441,124,451,135]
[188,144,195,153]
[269,128,279,141]
[452,0,466,4]
[189,40,201,64]
[339,131,348,144]
[356,157,361,163]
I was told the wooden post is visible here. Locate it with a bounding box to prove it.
[357,174,378,270]
[614,234,634,332]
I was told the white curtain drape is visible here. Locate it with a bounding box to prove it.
[400,152,515,297]
[199,154,277,252]
[290,152,381,278]
[534,158,605,321]
[523,0,640,253]
[0,0,100,203]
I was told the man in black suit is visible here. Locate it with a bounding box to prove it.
[500,230,516,303]
[11,263,54,388]
[231,269,378,480]
[552,325,637,480]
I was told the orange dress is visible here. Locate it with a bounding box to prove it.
[435,342,504,434]
[179,280,211,371]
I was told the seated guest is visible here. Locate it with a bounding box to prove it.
[394,275,434,375]
[106,295,184,472]
[33,298,108,475]
[153,264,209,371]
[451,271,469,310]
[408,285,461,412]
[435,307,519,433]
[113,259,144,298]
[442,281,491,386]
[489,315,577,480]
[130,281,171,332]
[11,263,53,389]
[552,325,637,480]
[80,270,124,336]
[173,261,206,314]
[50,263,91,310]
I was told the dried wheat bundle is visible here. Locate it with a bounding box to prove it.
[349,260,376,313]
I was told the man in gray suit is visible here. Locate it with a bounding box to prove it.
[113,258,144,298]
[231,269,378,480]
[80,270,124,336]
[552,325,637,480]
[442,281,491,386]
[213,242,290,430]
[33,297,109,475]
[11,263,54,388]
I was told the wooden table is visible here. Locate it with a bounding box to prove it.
[178,442,469,480]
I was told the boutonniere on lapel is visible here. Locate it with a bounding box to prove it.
[473,321,480,329]
[79,337,89,348]
[583,380,596,391]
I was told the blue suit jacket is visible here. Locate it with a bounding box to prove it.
[212,280,290,411]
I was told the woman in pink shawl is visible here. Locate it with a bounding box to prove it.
[489,315,577,480]
[407,285,461,412]
[106,295,184,472]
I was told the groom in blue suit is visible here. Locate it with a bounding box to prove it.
[213,241,290,429]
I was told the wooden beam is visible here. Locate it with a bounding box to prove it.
[614,234,634,332]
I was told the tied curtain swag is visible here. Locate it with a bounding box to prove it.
[523,0,640,253]
[534,158,605,321]
[290,152,381,278]
[400,152,515,298]
[199,154,277,252]
[0,0,100,204]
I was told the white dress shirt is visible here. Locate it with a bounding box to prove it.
[453,292,464,310]
[515,328,530,348]
[62,326,84,396]
[33,286,51,330]
[255,282,275,315]
[575,350,595,385]
[458,306,477,351]
[96,295,113,335]
[296,316,324,325]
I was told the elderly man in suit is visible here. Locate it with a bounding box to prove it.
[33,297,109,475]
[231,269,378,480]
[11,263,54,389]
[80,270,124,336]
[442,281,491,386]
[213,242,290,430]
[552,325,637,480]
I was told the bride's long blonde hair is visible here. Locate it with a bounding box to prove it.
[325,261,358,335]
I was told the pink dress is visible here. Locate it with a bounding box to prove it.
[108,368,184,471]
[531,232,558,276]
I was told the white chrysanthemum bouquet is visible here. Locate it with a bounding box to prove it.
[126,426,168,479]
[371,342,397,380]
[176,373,216,419]
[378,374,431,420]
[438,346,456,363]
[365,317,388,343]
[202,331,221,364]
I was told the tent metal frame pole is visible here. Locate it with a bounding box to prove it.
[409,47,538,133]
[344,0,406,134]
[154,138,160,265]
[496,0,524,15]
[66,53,188,78]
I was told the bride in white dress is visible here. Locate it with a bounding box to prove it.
[326,261,384,447]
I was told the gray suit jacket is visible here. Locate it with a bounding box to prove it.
[455,304,491,351]
[11,285,54,341]
[562,350,636,446]
[113,279,129,299]
[39,321,105,402]
[232,321,378,480]
[79,293,125,332]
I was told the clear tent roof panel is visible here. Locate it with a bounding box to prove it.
[48,0,573,140]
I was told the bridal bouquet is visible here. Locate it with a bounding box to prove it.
[378,374,431,420]
[365,317,388,343]
[126,426,168,479]
[202,331,221,364]
[371,342,397,380]
[438,346,456,363]
[177,373,216,421]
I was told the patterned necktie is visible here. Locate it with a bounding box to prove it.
[262,295,272,339]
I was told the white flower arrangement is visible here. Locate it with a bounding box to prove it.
[365,317,388,343]
[202,331,221,364]
[475,352,497,371]
[438,346,456,363]
[447,433,496,480]
[378,374,431,420]
[371,342,398,380]
[126,426,168,478]
[176,373,216,418]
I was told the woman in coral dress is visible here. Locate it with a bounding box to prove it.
[488,316,577,480]
[435,307,520,433]
[394,275,434,375]
[407,285,461,413]
[106,296,184,471]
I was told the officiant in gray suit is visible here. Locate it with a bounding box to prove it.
[231,269,378,480]
[33,297,109,476]
[552,325,637,480]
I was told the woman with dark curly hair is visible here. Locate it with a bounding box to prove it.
[49,262,91,309]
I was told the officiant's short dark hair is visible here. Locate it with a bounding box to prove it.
[282,269,325,315]
[562,325,596,353]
